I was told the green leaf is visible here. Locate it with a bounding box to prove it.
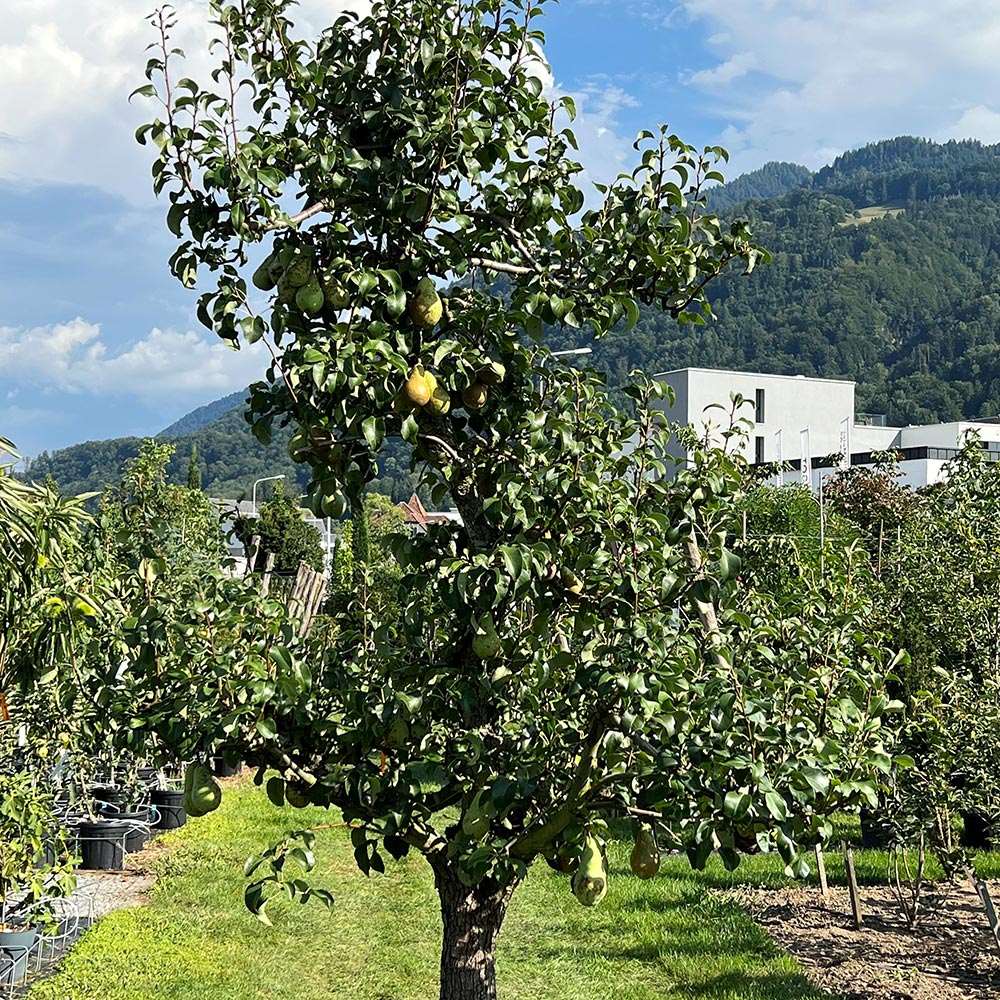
[764,791,788,821]
[265,776,285,807]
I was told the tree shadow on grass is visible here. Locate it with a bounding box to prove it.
[673,969,837,1000]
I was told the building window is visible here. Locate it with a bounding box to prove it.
[755,436,765,465]
[754,388,765,423]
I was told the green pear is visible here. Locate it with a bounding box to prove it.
[252,253,278,290]
[571,835,607,906]
[472,614,501,659]
[408,277,443,330]
[404,366,433,407]
[462,383,488,409]
[629,824,661,879]
[426,383,451,416]
[295,277,325,315]
[321,269,351,310]
[284,253,313,288]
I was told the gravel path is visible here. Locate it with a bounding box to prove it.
[6,842,163,996]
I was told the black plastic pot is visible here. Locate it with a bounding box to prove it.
[76,820,129,870]
[91,784,125,807]
[211,755,242,778]
[961,810,997,849]
[0,925,38,984]
[104,810,150,853]
[149,789,186,830]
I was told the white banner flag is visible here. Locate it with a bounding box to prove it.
[800,428,811,487]
[774,430,783,487]
[839,417,851,471]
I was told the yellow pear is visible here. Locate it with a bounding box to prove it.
[462,383,488,409]
[404,366,433,407]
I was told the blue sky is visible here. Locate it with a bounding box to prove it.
[5,0,1000,462]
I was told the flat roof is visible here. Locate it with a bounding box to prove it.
[653,367,855,386]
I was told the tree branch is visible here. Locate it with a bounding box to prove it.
[468,257,536,276]
[509,712,610,859]
[268,202,329,230]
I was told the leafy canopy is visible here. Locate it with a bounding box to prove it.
[117,3,900,994]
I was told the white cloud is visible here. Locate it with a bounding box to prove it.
[0,1,367,201]
[0,318,269,400]
[1,0,640,201]
[688,52,756,88]
[677,0,1000,174]
[941,105,1000,145]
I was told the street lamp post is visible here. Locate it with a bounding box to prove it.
[537,346,593,393]
[251,474,285,515]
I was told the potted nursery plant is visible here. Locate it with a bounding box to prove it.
[0,771,76,983]
[61,749,135,871]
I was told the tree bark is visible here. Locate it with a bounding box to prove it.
[432,859,518,1000]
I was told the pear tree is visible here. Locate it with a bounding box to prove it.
[128,2,900,997]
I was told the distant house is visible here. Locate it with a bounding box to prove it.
[396,494,463,532]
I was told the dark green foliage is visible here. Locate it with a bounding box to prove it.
[812,135,1000,199]
[323,492,405,626]
[734,483,860,595]
[100,440,223,573]
[187,443,202,492]
[24,436,149,500]
[350,494,371,590]
[24,402,421,504]
[234,480,323,572]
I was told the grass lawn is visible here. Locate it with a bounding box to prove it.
[37,786,1000,1000]
[31,781,1000,1000]
[28,780,831,1000]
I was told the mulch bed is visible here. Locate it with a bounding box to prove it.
[733,879,1000,1000]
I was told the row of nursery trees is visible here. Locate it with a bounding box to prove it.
[4,1,999,997]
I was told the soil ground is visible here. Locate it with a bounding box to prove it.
[737,879,1000,1000]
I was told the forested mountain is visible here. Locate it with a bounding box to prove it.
[553,137,1000,425]
[707,161,812,211]
[157,389,248,437]
[26,407,420,504]
[26,136,1000,499]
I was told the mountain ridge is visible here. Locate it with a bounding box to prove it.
[25,135,1000,498]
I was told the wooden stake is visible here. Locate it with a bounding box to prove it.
[842,840,863,929]
[815,844,829,900]
[260,552,276,598]
[975,880,1000,952]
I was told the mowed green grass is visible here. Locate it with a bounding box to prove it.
[836,203,906,226]
[28,781,830,1000]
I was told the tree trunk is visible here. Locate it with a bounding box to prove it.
[432,859,518,1000]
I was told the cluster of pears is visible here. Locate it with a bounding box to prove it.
[553,823,660,909]
[398,358,506,417]
[252,246,338,316]
[253,250,449,332]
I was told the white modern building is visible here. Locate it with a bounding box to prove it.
[655,367,1000,489]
